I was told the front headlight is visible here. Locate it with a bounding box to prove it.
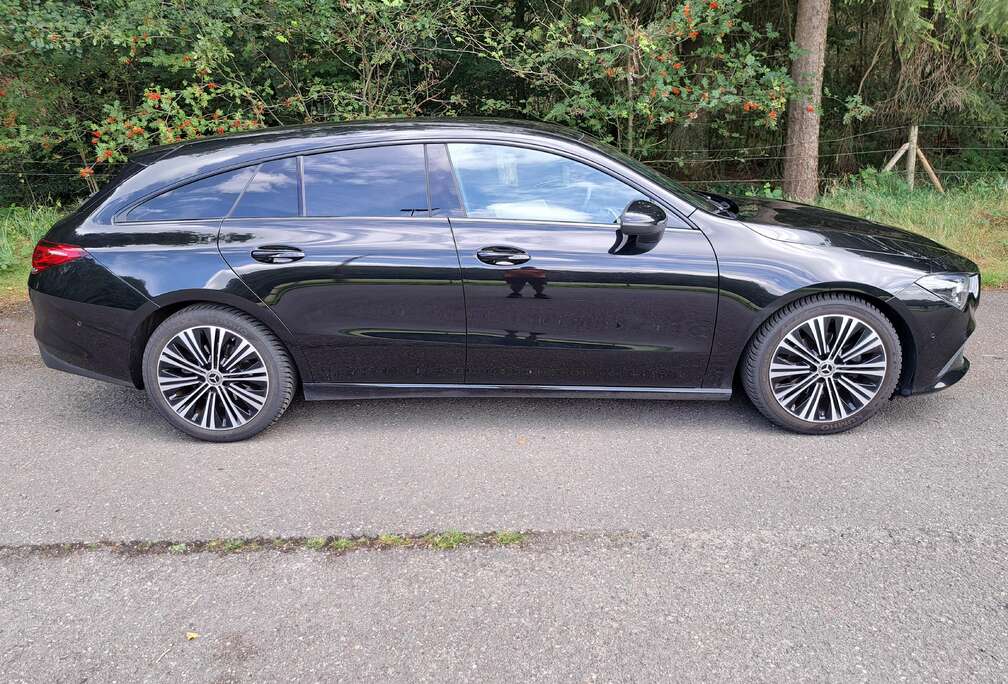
[916,273,978,309]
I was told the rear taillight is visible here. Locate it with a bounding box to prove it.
[31,240,87,273]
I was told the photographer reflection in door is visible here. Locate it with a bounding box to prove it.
[504,266,549,298]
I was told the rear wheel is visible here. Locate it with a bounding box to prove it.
[741,294,902,434]
[142,304,296,442]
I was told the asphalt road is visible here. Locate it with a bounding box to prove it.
[2,294,1007,680]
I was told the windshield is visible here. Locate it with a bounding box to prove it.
[580,134,726,215]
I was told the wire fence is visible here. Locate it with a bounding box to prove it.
[0,125,1005,186]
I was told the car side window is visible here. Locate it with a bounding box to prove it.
[125,167,255,222]
[303,145,429,217]
[230,158,300,218]
[446,143,647,224]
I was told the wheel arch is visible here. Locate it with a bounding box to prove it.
[126,290,305,390]
[733,286,918,394]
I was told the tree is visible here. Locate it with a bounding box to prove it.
[783,0,830,201]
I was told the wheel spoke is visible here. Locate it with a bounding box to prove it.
[227,383,267,411]
[171,382,211,416]
[770,362,813,379]
[808,317,827,356]
[161,347,207,377]
[841,329,882,362]
[824,377,847,421]
[781,333,821,367]
[200,389,217,429]
[837,361,887,377]
[836,375,875,403]
[158,374,202,391]
[180,328,208,366]
[216,386,247,428]
[797,381,824,421]
[827,316,855,361]
[774,372,820,407]
[221,340,254,372]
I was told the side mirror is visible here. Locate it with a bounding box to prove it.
[619,200,667,237]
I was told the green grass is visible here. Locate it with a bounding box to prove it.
[427,530,472,550]
[0,205,65,304]
[818,172,1008,287]
[494,531,527,546]
[303,536,328,551]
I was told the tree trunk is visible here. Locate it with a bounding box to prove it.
[783,0,831,202]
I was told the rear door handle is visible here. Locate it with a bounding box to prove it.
[477,246,530,266]
[251,246,305,264]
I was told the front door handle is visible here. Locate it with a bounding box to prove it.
[477,246,530,266]
[251,246,305,264]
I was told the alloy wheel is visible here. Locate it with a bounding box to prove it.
[768,314,887,423]
[156,325,269,430]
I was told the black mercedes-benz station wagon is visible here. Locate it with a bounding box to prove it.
[29,119,980,441]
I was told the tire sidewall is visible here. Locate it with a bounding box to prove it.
[750,300,902,434]
[142,307,291,442]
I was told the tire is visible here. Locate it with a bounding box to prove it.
[741,294,902,434]
[142,304,297,442]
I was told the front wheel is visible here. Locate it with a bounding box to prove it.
[741,294,902,434]
[142,304,297,442]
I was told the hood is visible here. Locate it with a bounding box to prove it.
[733,197,976,273]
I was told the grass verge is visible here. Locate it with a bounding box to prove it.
[0,205,65,305]
[818,173,1008,287]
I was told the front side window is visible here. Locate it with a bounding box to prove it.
[303,145,429,217]
[446,143,647,224]
[230,157,300,218]
[125,167,254,222]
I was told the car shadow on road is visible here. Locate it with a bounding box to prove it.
[59,375,956,444]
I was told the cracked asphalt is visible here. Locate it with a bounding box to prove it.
[1,294,1006,680]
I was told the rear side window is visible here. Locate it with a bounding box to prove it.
[303,145,429,217]
[230,158,300,218]
[125,167,254,222]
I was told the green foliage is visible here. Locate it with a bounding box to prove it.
[475,0,793,155]
[0,0,1004,205]
[0,205,62,270]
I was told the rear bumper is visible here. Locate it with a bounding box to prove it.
[30,288,138,387]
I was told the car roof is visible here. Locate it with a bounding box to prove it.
[130,118,588,167]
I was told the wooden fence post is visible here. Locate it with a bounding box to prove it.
[906,124,918,190]
[880,125,943,193]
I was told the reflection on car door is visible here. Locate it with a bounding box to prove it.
[440,142,718,388]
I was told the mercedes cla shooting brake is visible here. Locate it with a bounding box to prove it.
[29,119,980,441]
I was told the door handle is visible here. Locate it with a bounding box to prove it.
[251,246,305,264]
[476,246,530,266]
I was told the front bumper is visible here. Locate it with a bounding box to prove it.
[891,283,977,395]
[909,343,970,394]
